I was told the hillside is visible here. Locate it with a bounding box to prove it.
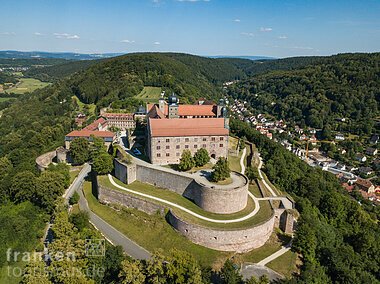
[227,52,380,134]
[24,59,98,82]
[67,52,255,107]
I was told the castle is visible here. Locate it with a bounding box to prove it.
[146,94,229,165]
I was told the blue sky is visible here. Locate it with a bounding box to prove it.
[0,0,379,57]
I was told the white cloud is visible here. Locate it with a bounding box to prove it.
[0,32,16,36]
[53,33,80,39]
[278,35,287,39]
[154,41,161,45]
[291,46,314,50]
[121,39,135,43]
[241,32,254,37]
[34,32,44,36]
[233,19,241,22]
[260,27,273,32]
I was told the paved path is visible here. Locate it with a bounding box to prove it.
[109,174,260,224]
[78,187,151,260]
[256,241,292,266]
[257,157,278,197]
[240,147,247,174]
[63,163,91,201]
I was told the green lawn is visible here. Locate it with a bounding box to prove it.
[238,230,291,264]
[6,78,50,94]
[100,176,254,220]
[135,86,162,103]
[0,97,15,102]
[69,170,81,183]
[266,250,299,278]
[98,175,273,229]
[72,96,96,116]
[83,181,232,267]
[0,262,25,284]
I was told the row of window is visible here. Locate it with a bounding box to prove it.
[156,143,224,150]
[158,137,224,143]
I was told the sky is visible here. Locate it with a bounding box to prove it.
[0,0,379,58]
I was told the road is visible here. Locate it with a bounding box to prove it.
[62,163,91,201]
[77,186,151,260]
[257,157,278,197]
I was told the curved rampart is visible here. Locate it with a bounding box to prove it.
[115,158,248,214]
[36,147,68,171]
[167,210,275,252]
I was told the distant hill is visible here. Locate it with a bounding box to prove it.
[209,55,276,61]
[228,52,380,135]
[0,50,124,60]
[67,52,255,106]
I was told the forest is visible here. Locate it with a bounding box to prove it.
[0,52,380,283]
[231,119,380,283]
[228,53,380,135]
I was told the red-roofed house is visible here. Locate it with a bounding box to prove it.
[65,130,115,149]
[146,94,229,165]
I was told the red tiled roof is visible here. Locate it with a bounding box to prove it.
[66,130,115,138]
[147,103,216,117]
[102,113,134,119]
[84,117,108,130]
[149,117,228,137]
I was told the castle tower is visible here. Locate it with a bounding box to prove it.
[159,91,166,115]
[168,93,179,119]
[217,98,225,117]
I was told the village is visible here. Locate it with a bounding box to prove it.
[229,97,380,205]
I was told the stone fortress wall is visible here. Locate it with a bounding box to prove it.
[166,210,275,252]
[114,158,249,214]
[97,176,276,252]
[35,147,68,171]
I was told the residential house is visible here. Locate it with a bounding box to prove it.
[365,147,378,156]
[369,134,379,144]
[355,179,375,193]
[358,166,374,176]
[355,154,367,162]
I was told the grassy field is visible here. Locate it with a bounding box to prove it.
[237,230,291,264]
[135,86,162,103]
[98,175,273,229]
[266,250,299,278]
[83,181,232,267]
[72,96,96,116]
[0,97,15,102]
[0,262,25,284]
[6,78,50,94]
[69,169,81,183]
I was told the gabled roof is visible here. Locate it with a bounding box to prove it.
[84,117,107,130]
[149,117,228,137]
[147,103,217,118]
[66,130,115,138]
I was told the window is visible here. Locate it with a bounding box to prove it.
[220,137,224,141]
[166,138,170,143]
[194,145,198,148]
[194,138,198,142]
[211,137,216,141]
[166,145,170,149]
[176,152,180,156]
[176,145,180,149]
[176,138,180,142]
[157,153,161,157]
[219,144,224,147]
[185,145,189,149]
[203,138,207,141]
[185,138,189,142]
[156,146,160,150]
[203,144,207,148]
[166,153,170,157]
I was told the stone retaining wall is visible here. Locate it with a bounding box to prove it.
[98,184,165,215]
[167,210,275,252]
[114,158,248,214]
